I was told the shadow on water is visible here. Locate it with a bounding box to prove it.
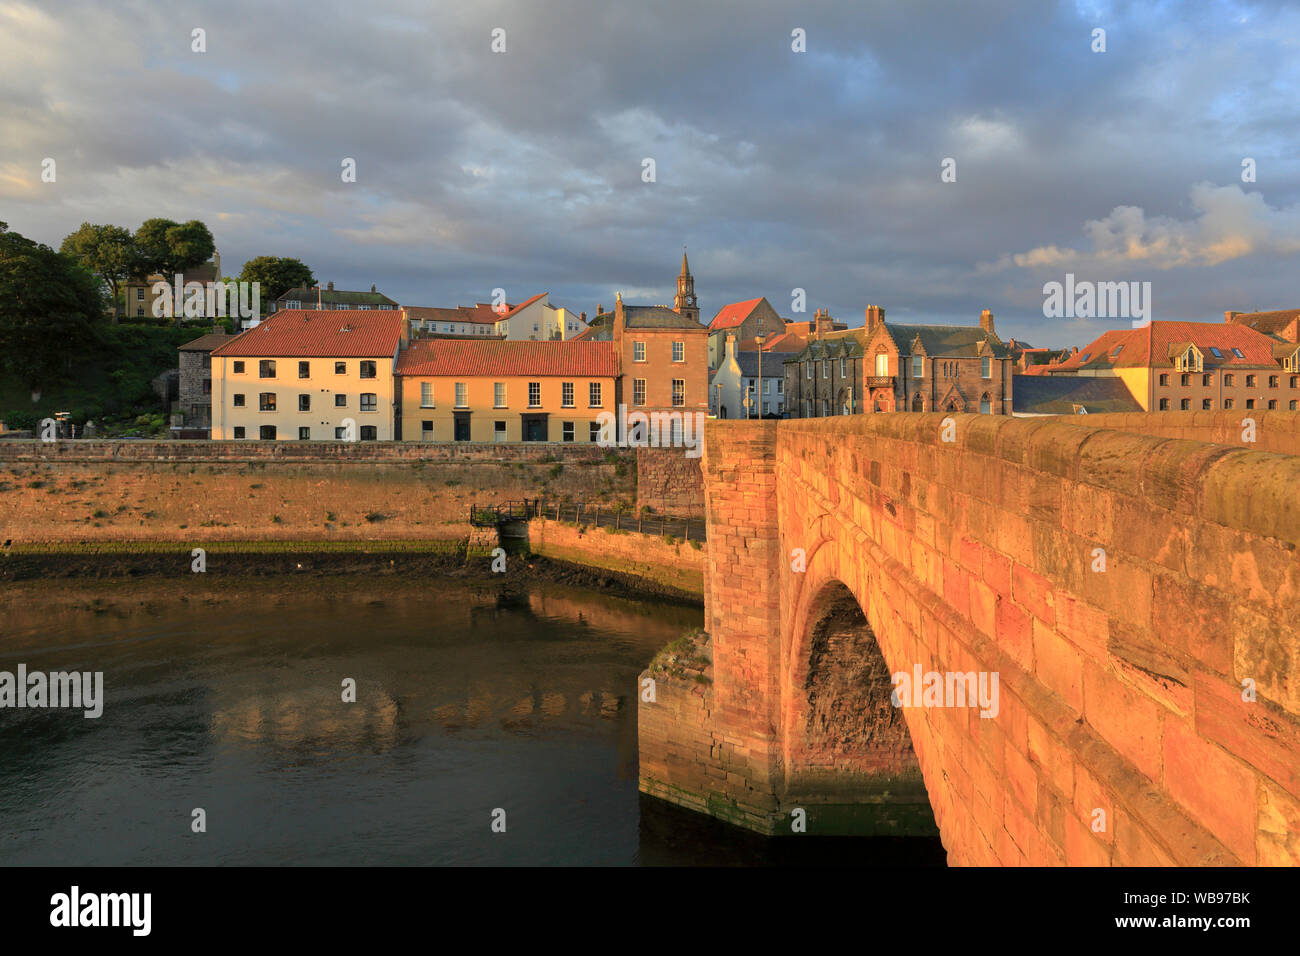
[637,795,947,867]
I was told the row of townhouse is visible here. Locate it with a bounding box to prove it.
[208,277,708,443]
[783,306,1016,416]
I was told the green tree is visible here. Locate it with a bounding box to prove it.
[133,218,215,279]
[133,219,215,325]
[60,222,135,325]
[0,222,105,398]
[237,256,315,304]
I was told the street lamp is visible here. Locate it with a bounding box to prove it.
[755,333,766,418]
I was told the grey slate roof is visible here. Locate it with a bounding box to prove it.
[1012,375,1142,415]
[624,305,706,329]
[277,287,399,307]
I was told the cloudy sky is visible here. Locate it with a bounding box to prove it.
[2,0,1297,346]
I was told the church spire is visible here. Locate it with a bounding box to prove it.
[674,247,699,323]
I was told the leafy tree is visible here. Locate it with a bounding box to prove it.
[133,218,215,280]
[237,256,315,304]
[60,222,135,325]
[0,222,105,397]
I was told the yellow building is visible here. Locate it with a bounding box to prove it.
[394,339,618,442]
[210,309,405,441]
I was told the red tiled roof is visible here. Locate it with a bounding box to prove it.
[708,298,763,331]
[211,310,404,358]
[1228,309,1300,337]
[737,330,809,353]
[405,304,509,325]
[1052,321,1281,372]
[395,339,617,377]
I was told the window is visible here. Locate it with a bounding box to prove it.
[335,362,346,374]
[421,382,434,408]
[1293,377,1299,389]
[1159,398,1170,410]
[1159,374,1169,386]
[259,393,276,411]
[822,399,830,416]
[1203,374,1212,387]
[1202,399,1212,410]
[360,361,376,379]
[1268,399,1278,410]
[528,382,541,407]
[421,420,433,439]
[233,361,245,374]
[777,379,784,395]
[1246,398,1256,409]
[233,393,245,407]
[670,420,683,444]
[633,379,646,406]
[561,382,574,407]
[1111,345,1124,358]
[259,360,276,378]
[334,427,348,439]
[672,341,684,362]
[981,357,992,379]
[589,382,602,407]
[233,426,245,439]
[135,287,144,300]
[913,355,924,377]
[563,421,575,442]
[1224,374,1235,386]
[633,341,646,362]
[359,426,377,441]
[1180,398,1190,410]
[298,427,310,440]
[360,393,377,412]
[455,383,468,408]
[875,353,888,376]
[806,363,812,379]
[762,402,769,415]
[494,420,507,442]
[839,357,847,377]
[1180,374,1190,387]
[589,422,601,442]
[763,378,771,395]
[1209,347,1223,359]
[1232,348,1245,359]
[1246,374,1257,387]
[1269,375,1279,388]
[259,425,276,440]
[822,359,829,378]
[298,394,310,411]
[299,361,310,379]
[1079,354,1091,363]
[1292,401,1299,410]
[672,380,685,407]
[335,394,347,407]
[494,382,507,408]
[1224,399,1234,409]
[980,394,991,414]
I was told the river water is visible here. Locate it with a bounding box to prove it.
[0,582,944,866]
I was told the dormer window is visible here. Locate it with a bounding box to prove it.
[1232,348,1245,359]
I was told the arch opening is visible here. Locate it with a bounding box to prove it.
[787,581,939,837]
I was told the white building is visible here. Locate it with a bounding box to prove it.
[493,293,588,341]
[709,333,786,419]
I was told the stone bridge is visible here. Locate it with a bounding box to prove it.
[638,412,1300,865]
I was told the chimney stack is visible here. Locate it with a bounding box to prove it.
[371,284,377,293]
[980,309,995,334]
[580,311,587,323]
[327,280,334,291]
[865,304,885,333]
[1225,310,1241,324]
[814,308,834,336]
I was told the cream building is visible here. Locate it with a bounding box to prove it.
[395,339,617,443]
[493,293,588,341]
[210,309,405,441]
